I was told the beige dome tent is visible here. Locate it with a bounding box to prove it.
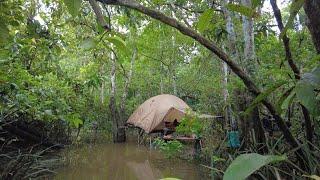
[126,94,191,133]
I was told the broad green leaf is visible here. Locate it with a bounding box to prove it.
[196,9,214,33]
[63,0,82,17]
[279,89,296,113]
[105,36,127,51]
[279,0,304,39]
[301,67,320,88]
[72,118,83,128]
[223,153,287,180]
[80,38,98,50]
[295,81,320,116]
[226,4,258,18]
[160,178,181,180]
[245,81,287,115]
[65,114,83,128]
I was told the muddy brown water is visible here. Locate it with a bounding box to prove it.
[55,141,210,180]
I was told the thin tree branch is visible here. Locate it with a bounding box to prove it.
[140,52,170,67]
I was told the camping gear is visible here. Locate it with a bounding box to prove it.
[126,94,190,133]
[227,130,240,148]
[226,109,240,148]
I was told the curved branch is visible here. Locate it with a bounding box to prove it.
[97,0,302,152]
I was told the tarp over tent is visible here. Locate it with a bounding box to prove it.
[126,94,190,133]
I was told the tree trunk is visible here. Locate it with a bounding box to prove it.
[304,0,320,53]
[171,27,178,96]
[222,61,230,128]
[222,0,239,131]
[120,48,136,123]
[241,0,265,147]
[223,1,240,63]
[160,66,164,94]
[100,63,105,104]
[241,0,255,73]
[109,51,125,143]
[171,69,178,96]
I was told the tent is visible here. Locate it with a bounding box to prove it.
[126,94,190,133]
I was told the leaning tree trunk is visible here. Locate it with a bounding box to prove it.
[109,51,125,143]
[95,0,307,167]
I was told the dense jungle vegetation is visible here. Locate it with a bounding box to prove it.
[0,0,319,179]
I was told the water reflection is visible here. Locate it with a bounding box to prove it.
[55,141,210,180]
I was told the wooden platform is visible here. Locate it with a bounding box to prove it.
[163,135,196,142]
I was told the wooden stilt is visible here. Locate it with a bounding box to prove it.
[149,137,152,149]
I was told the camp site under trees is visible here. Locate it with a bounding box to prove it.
[0,0,320,179]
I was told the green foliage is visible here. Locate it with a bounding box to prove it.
[176,112,204,137]
[0,0,319,177]
[63,0,82,17]
[0,64,84,127]
[252,0,263,8]
[0,22,9,45]
[0,0,23,45]
[295,67,320,116]
[277,87,295,114]
[245,80,288,115]
[105,36,127,51]
[80,34,127,54]
[65,113,83,128]
[301,67,320,88]
[279,0,304,39]
[197,9,215,33]
[81,38,98,50]
[226,4,258,18]
[153,138,183,158]
[276,67,320,116]
[223,153,287,180]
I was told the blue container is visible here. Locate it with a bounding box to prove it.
[227,131,240,148]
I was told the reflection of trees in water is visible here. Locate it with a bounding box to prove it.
[127,160,162,180]
[56,143,208,180]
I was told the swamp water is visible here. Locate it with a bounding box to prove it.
[55,141,210,180]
